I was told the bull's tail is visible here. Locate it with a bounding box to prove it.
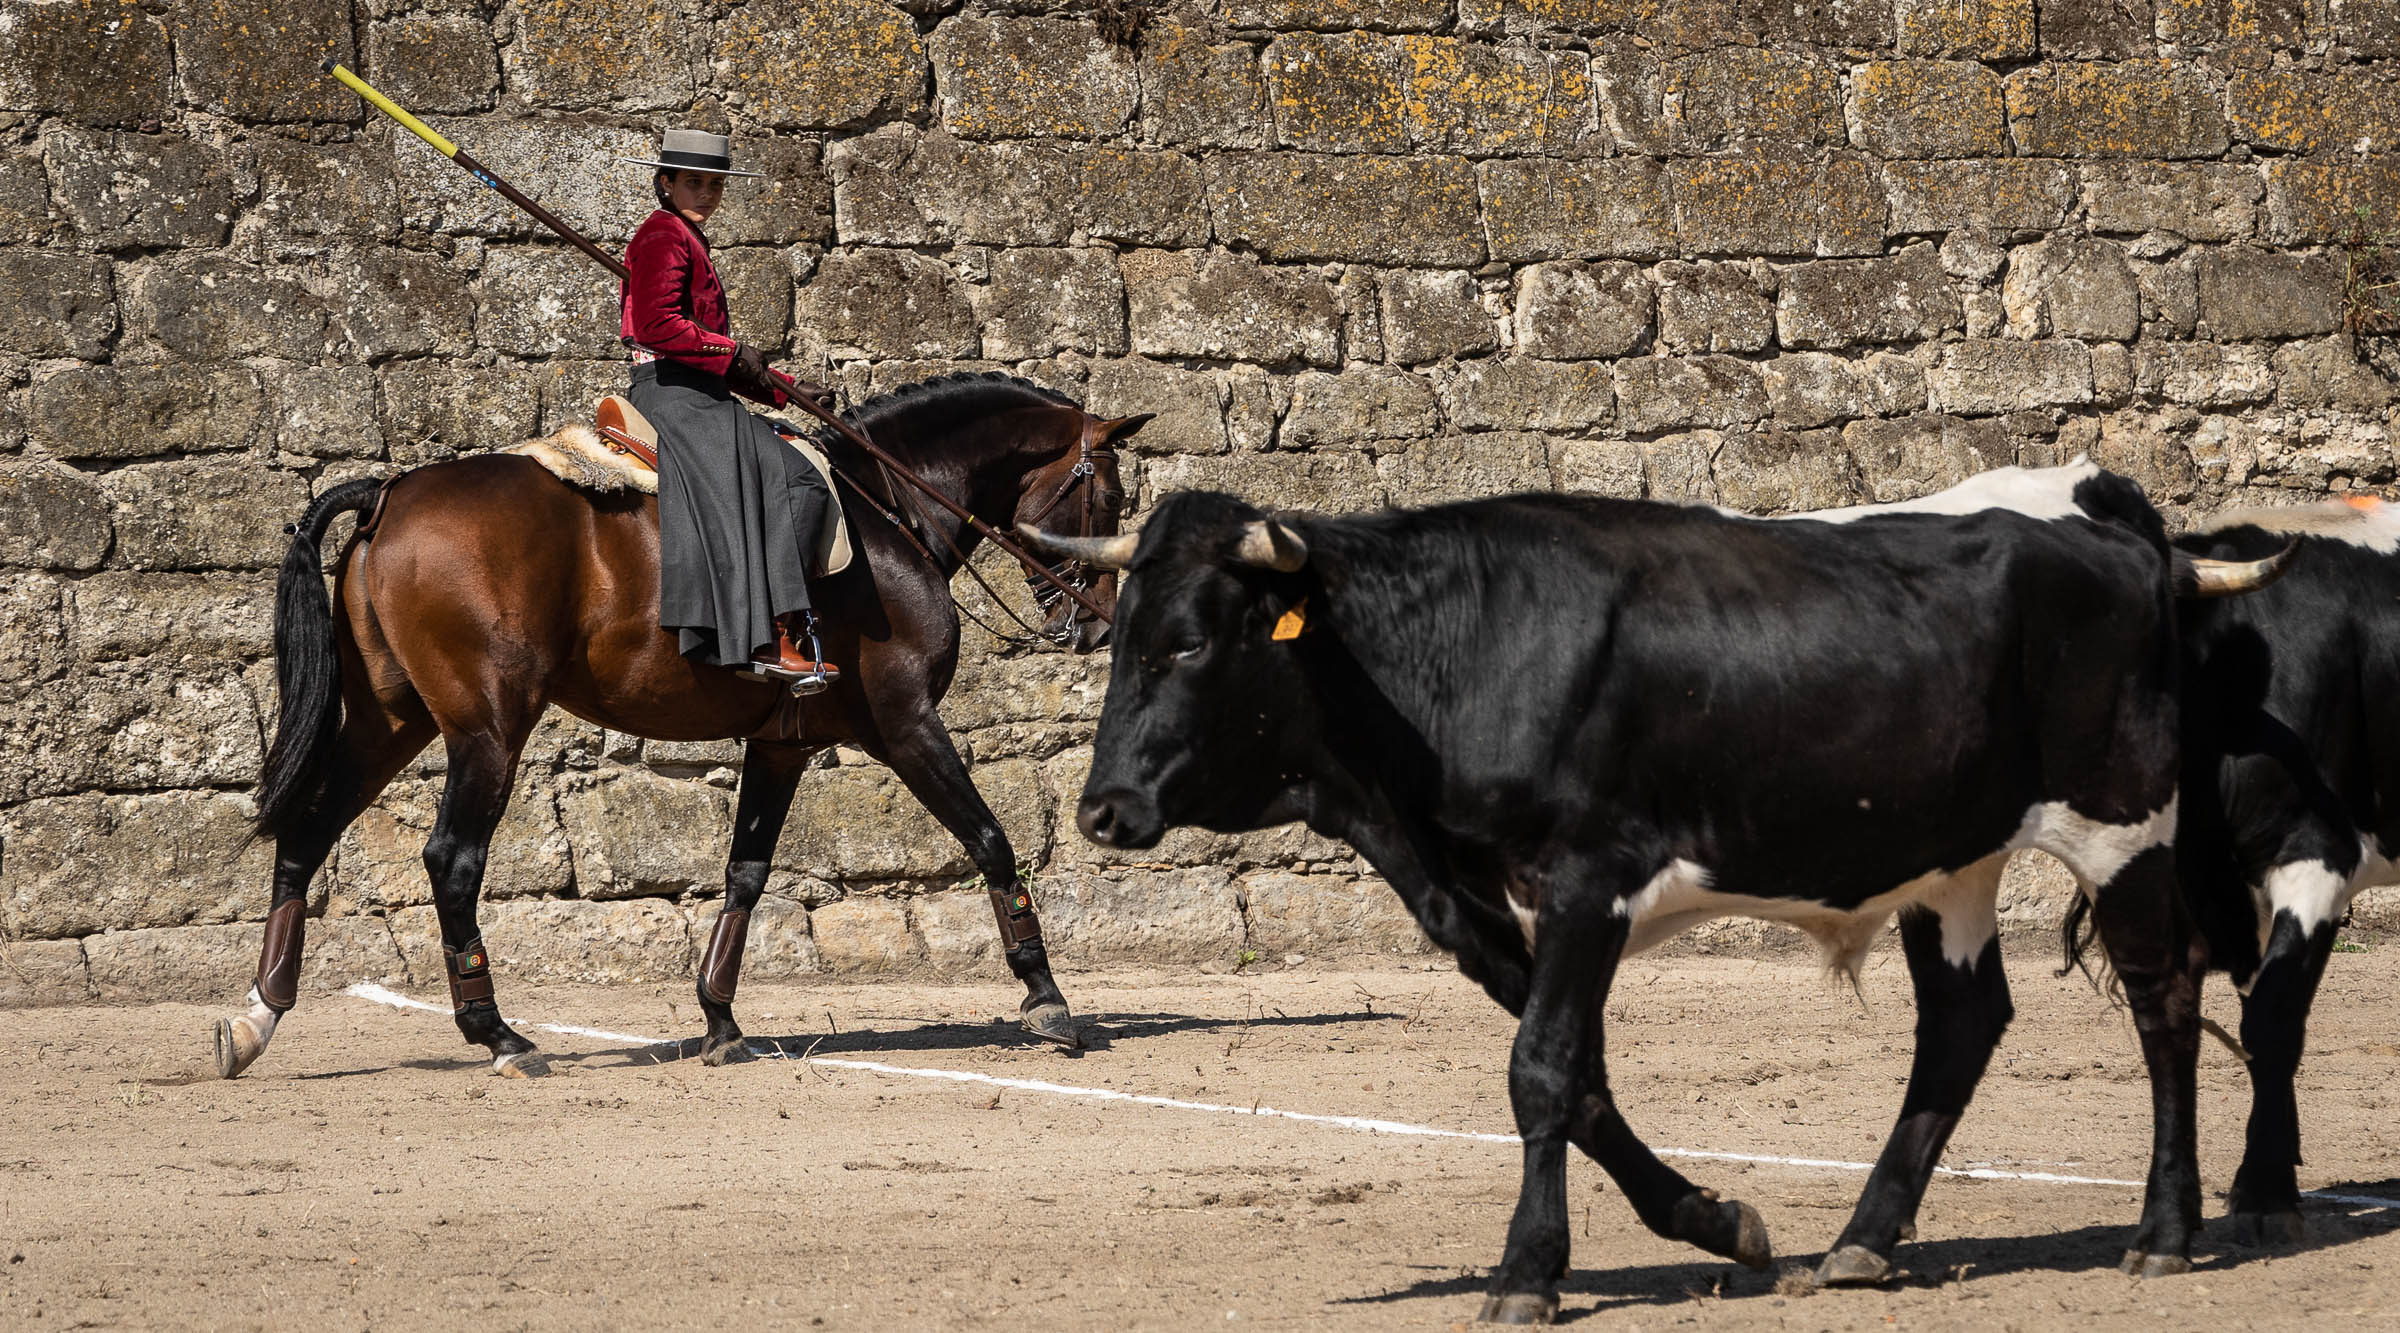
[253,479,385,840]
[2057,893,2099,983]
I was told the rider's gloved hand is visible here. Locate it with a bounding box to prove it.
[725,343,786,408]
[729,342,770,386]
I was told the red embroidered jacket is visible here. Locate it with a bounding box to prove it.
[619,209,787,408]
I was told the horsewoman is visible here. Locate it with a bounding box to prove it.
[620,129,840,691]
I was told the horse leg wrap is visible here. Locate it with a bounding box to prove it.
[987,885,1045,949]
[444,936,497,1015]
[254,898,308,1013]
[698,909,750,1007]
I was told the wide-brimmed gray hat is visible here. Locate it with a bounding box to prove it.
[619,129,763,178]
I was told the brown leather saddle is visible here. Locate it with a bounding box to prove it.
[593,394,853,576]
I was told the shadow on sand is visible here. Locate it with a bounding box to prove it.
[607,1006,1407,1066]
[1334,1192,2400,1322]
[265,1005,1408,1078]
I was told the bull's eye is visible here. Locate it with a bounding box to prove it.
[1142,636,1206,674]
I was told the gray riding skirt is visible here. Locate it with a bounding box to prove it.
[628,360,832,667]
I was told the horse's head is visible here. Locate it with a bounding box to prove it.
[1013,409,1149,653]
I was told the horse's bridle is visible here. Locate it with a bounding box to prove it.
[1015,415,1119,643]
[831,412,1117,650]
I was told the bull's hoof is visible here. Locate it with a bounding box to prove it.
[1673,1188,1774,1269]
[2119,1249,2193,1278]
[1020,1000,1082,1049]
[699,1036,754,1068]
[1475,1292,1558,1325]
[1814,1244,1895,1287]
[2230,1210,2306,1248]
[492,1050,551,1079]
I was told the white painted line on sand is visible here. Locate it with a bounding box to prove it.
[806,1054,1528,1144]
[340,983,2400,1210]
[347,982,663,1046]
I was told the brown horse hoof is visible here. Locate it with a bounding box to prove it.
[1476,1292,1558,1325]
[1814,1244,1895,1287]
[2119,1249,2194,1278]
[213,1018,253,1080]
[700,1036,755,1067]
[1020,1001,1082,1048]
[2230,1210,2306,1247]
[493,1050,551,1079]
[213,993,280,1080]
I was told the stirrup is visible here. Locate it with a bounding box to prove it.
[789,611,838,697]
[737,612,840,695]
[735,657,840,692]
[786,665,835,697]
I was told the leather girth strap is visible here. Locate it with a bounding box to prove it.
[445,936,497,1012]
[698,908,750,1007]
[746,689,807,742]
[254,898,308,1013]
[987,884,1044,950]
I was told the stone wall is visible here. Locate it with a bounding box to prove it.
[4,0,2398,1006]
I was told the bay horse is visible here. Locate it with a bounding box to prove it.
[215,373,1146,1078]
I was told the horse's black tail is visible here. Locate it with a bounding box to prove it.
[254,479,384,840]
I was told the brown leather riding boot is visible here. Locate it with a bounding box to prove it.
[743,612,839,696]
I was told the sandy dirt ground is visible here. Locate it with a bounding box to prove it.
[7,936,2400,1331]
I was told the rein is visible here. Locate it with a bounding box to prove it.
[781,388,1113,629]
[823,412,1113,651]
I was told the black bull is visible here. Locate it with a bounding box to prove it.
[1027,465,2288,1323]
[2155,500,2400,1245]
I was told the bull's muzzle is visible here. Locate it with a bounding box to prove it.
[1077,787,1163,849]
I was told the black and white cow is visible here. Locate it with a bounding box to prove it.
[2160,498,2400,1244]
[1027,461,2284,1324]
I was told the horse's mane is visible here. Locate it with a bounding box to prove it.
[809,371,1082,456]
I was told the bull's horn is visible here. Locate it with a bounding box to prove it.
[1234,521,1307,572]
[1015,525,1137,570]
[2173,541,2298,598]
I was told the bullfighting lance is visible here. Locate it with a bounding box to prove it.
[320,60,1114,626]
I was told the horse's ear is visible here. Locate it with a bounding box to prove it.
[1101,412,1156,440]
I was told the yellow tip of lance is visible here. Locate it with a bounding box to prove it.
[322,60,458,160]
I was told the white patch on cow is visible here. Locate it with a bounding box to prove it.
[1611,797,2175,983]
[2254,860,2354,952]
[2363,835,2399,886]
[1504,874,1542,948]
[1770,458,2102,527]
[2248,837,2400,954]
[1509,899,1539,949]
[2014,795,2178,890]
[1918,855,2006,969]
[1616,854,2005,985]
[2194,498,2400,554]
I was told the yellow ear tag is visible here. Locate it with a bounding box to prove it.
[1271,598,1308,641]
